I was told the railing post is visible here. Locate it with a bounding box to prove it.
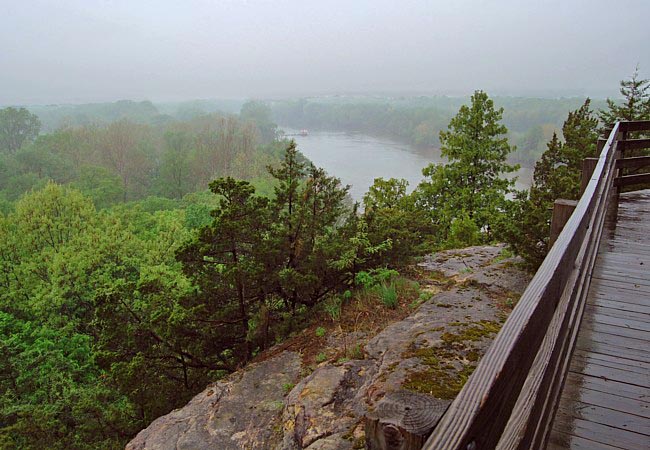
[580,157,599,195]
[549,199,578,248]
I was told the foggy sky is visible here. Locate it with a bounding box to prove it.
[2,0,649,105]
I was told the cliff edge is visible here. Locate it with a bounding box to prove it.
[127,245,530,450]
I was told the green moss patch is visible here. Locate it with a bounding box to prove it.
[401,319,501,399]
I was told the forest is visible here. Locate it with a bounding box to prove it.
[1,70,649,449]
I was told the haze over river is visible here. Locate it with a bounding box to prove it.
[282,129,532,202]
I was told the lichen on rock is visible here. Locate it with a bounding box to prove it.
[126,245,530,450]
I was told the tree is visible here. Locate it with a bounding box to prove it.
[268,142,352,311]
[178,177,272,363]
[363,178,434,266]
[0,107,41,155]
[240,101,277,142]
[416,90,518,243]
[506,99,599,269]
[157,130,194,198]
[599,66,650,125]
[97,120,153,201]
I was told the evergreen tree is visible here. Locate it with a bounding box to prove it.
[507,99,599,269]
[177,177,271,363]
[268,142,351,310]
[599,66,650,125]
[416,90,518,243]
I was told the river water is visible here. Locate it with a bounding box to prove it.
[282,129,532,202]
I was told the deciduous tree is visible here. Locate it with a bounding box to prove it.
[0,107,41,155]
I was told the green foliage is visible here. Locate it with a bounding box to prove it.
[374,283,398,309]
[323,296,342,321]
[445,213,481,249]
[354,268,399,289]
[0,183,202,448]
[0,107,41,155]
[416,90,518,245]
[363,178,435,267]
[599,66,650,125]
[240,101,277,142]
[0,112,284,206]
[315,326,327,338]
[506,99,599,269]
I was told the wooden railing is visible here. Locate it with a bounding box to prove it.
[421,121,650,450]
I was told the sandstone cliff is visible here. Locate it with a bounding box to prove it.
[127,245,530,450]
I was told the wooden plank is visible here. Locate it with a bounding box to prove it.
[615,173,650,187]
[618,141,650,153]
[560,382,650,419]
[620,120,650,133]
[579,331,650,356]
[596,262,650,275]
[546,432,624,450]
[571,350,650,376]
[582,157,599,194]
[597,251,650,262]
[575,336,650,364]
[550,199,578,247]
[591,297,650,315]
[580,319,650,342]
[565,371,650,404]
[593,268,650,285]
[557,401,650,436]
[572,360,650,388]
[592,278,650,296]
[585,304,650,321]
[551,411,648,449]
[583,310,650,332]
[594,284,650,299]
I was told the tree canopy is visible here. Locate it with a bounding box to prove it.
[416,90,518,245]
[505,99,599,269]
[0,107,41,155]
[599,66,650,125]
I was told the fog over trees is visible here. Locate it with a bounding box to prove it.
[1,2,649,448]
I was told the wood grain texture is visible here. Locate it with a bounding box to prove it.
[366,391,450,450]
[419,122,650,450]
[548,189,650,449]
[423,125,624,450]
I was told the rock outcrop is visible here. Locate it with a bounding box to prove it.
[127,245,530,450]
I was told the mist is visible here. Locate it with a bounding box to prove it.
[2,0,649,104]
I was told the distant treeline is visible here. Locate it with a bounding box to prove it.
[271,96,607,166]
[26,99,246,132]
[0,103,284,212]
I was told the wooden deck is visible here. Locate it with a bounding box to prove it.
[548,189,650,450]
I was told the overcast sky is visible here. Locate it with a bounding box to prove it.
[2,0,649,104]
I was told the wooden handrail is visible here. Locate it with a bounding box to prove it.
[421,121,650,450]
[620,120,650,133]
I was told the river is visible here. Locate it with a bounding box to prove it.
[281,128,532,202]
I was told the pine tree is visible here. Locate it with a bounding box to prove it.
[268,141,351,310]
[599,66,650,125]
[507,99,599,269]
[416,90,518,243]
